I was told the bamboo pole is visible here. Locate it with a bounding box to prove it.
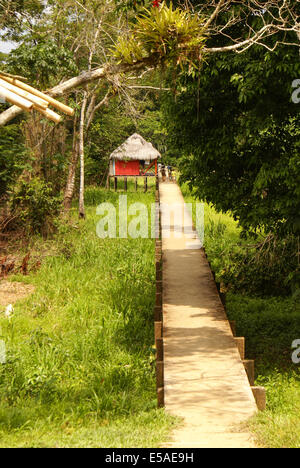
[0,78,49,110]
[0,74,74,116]
[36,107,62,124]
[0,81,62,123]
[0,70,27,80]
[0,85,33,111]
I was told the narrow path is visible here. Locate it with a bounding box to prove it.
[160,181,257,448]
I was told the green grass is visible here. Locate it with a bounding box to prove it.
[180,181,300,449]
[247,367,300,448]
[180,182,247,278]
[0,185,177,447]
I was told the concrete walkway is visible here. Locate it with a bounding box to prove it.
[160,181,257,448]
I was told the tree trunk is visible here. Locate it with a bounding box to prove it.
[78,91,88,219]
[63,116,79,214]
[63,140,79,214]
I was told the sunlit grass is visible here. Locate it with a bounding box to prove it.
[249,369,300,448]
[0,186,176,447]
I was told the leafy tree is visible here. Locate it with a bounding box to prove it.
[162,41,300,237]
[0,52,7,63]
[0,123,27,198]
[0,0,45,39]
[6,40,78,88]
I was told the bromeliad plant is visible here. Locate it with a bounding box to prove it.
[114,3,206,68]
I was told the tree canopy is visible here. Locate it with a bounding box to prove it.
[162,38,300,236]
[0,0,299,236]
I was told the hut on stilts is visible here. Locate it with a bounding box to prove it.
[108,133,161,191]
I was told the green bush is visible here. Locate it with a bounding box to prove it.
[11,177,61,235]
[0,124,27,199]
[220,235,299,296]
[226,293,300,368]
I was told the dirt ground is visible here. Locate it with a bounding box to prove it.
[0,280,34,307]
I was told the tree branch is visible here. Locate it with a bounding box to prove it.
[202,0,228,31]
[0,57,156,126]
[1,1,299,126]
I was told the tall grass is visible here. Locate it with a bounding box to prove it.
[0,186,176,447]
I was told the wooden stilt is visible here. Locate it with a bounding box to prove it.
[154,321,163,340]
[124,176,127,192]
[154,305,162,322]
[243,360,255,386]
[157,386,164,408]
[229,320,236,336]
[155,292,162,309]
[156,338,164,361]
[220,292,226,306]
[156,267,162,282]
[156,361,164,389]
[251,386,266,411]
[114,177,117,192]
[234,337,245,360]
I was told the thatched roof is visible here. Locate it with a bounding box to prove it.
[109,133,161,161]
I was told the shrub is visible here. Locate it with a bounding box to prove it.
[226,293,300,368]
[11,177,61,236]
[220,234,299,296]
[0,124,27,199]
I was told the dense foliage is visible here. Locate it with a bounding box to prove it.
[11,177,61,235]
[0,123,27,198]
[162,42,300,238]
[6,41,78,88]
